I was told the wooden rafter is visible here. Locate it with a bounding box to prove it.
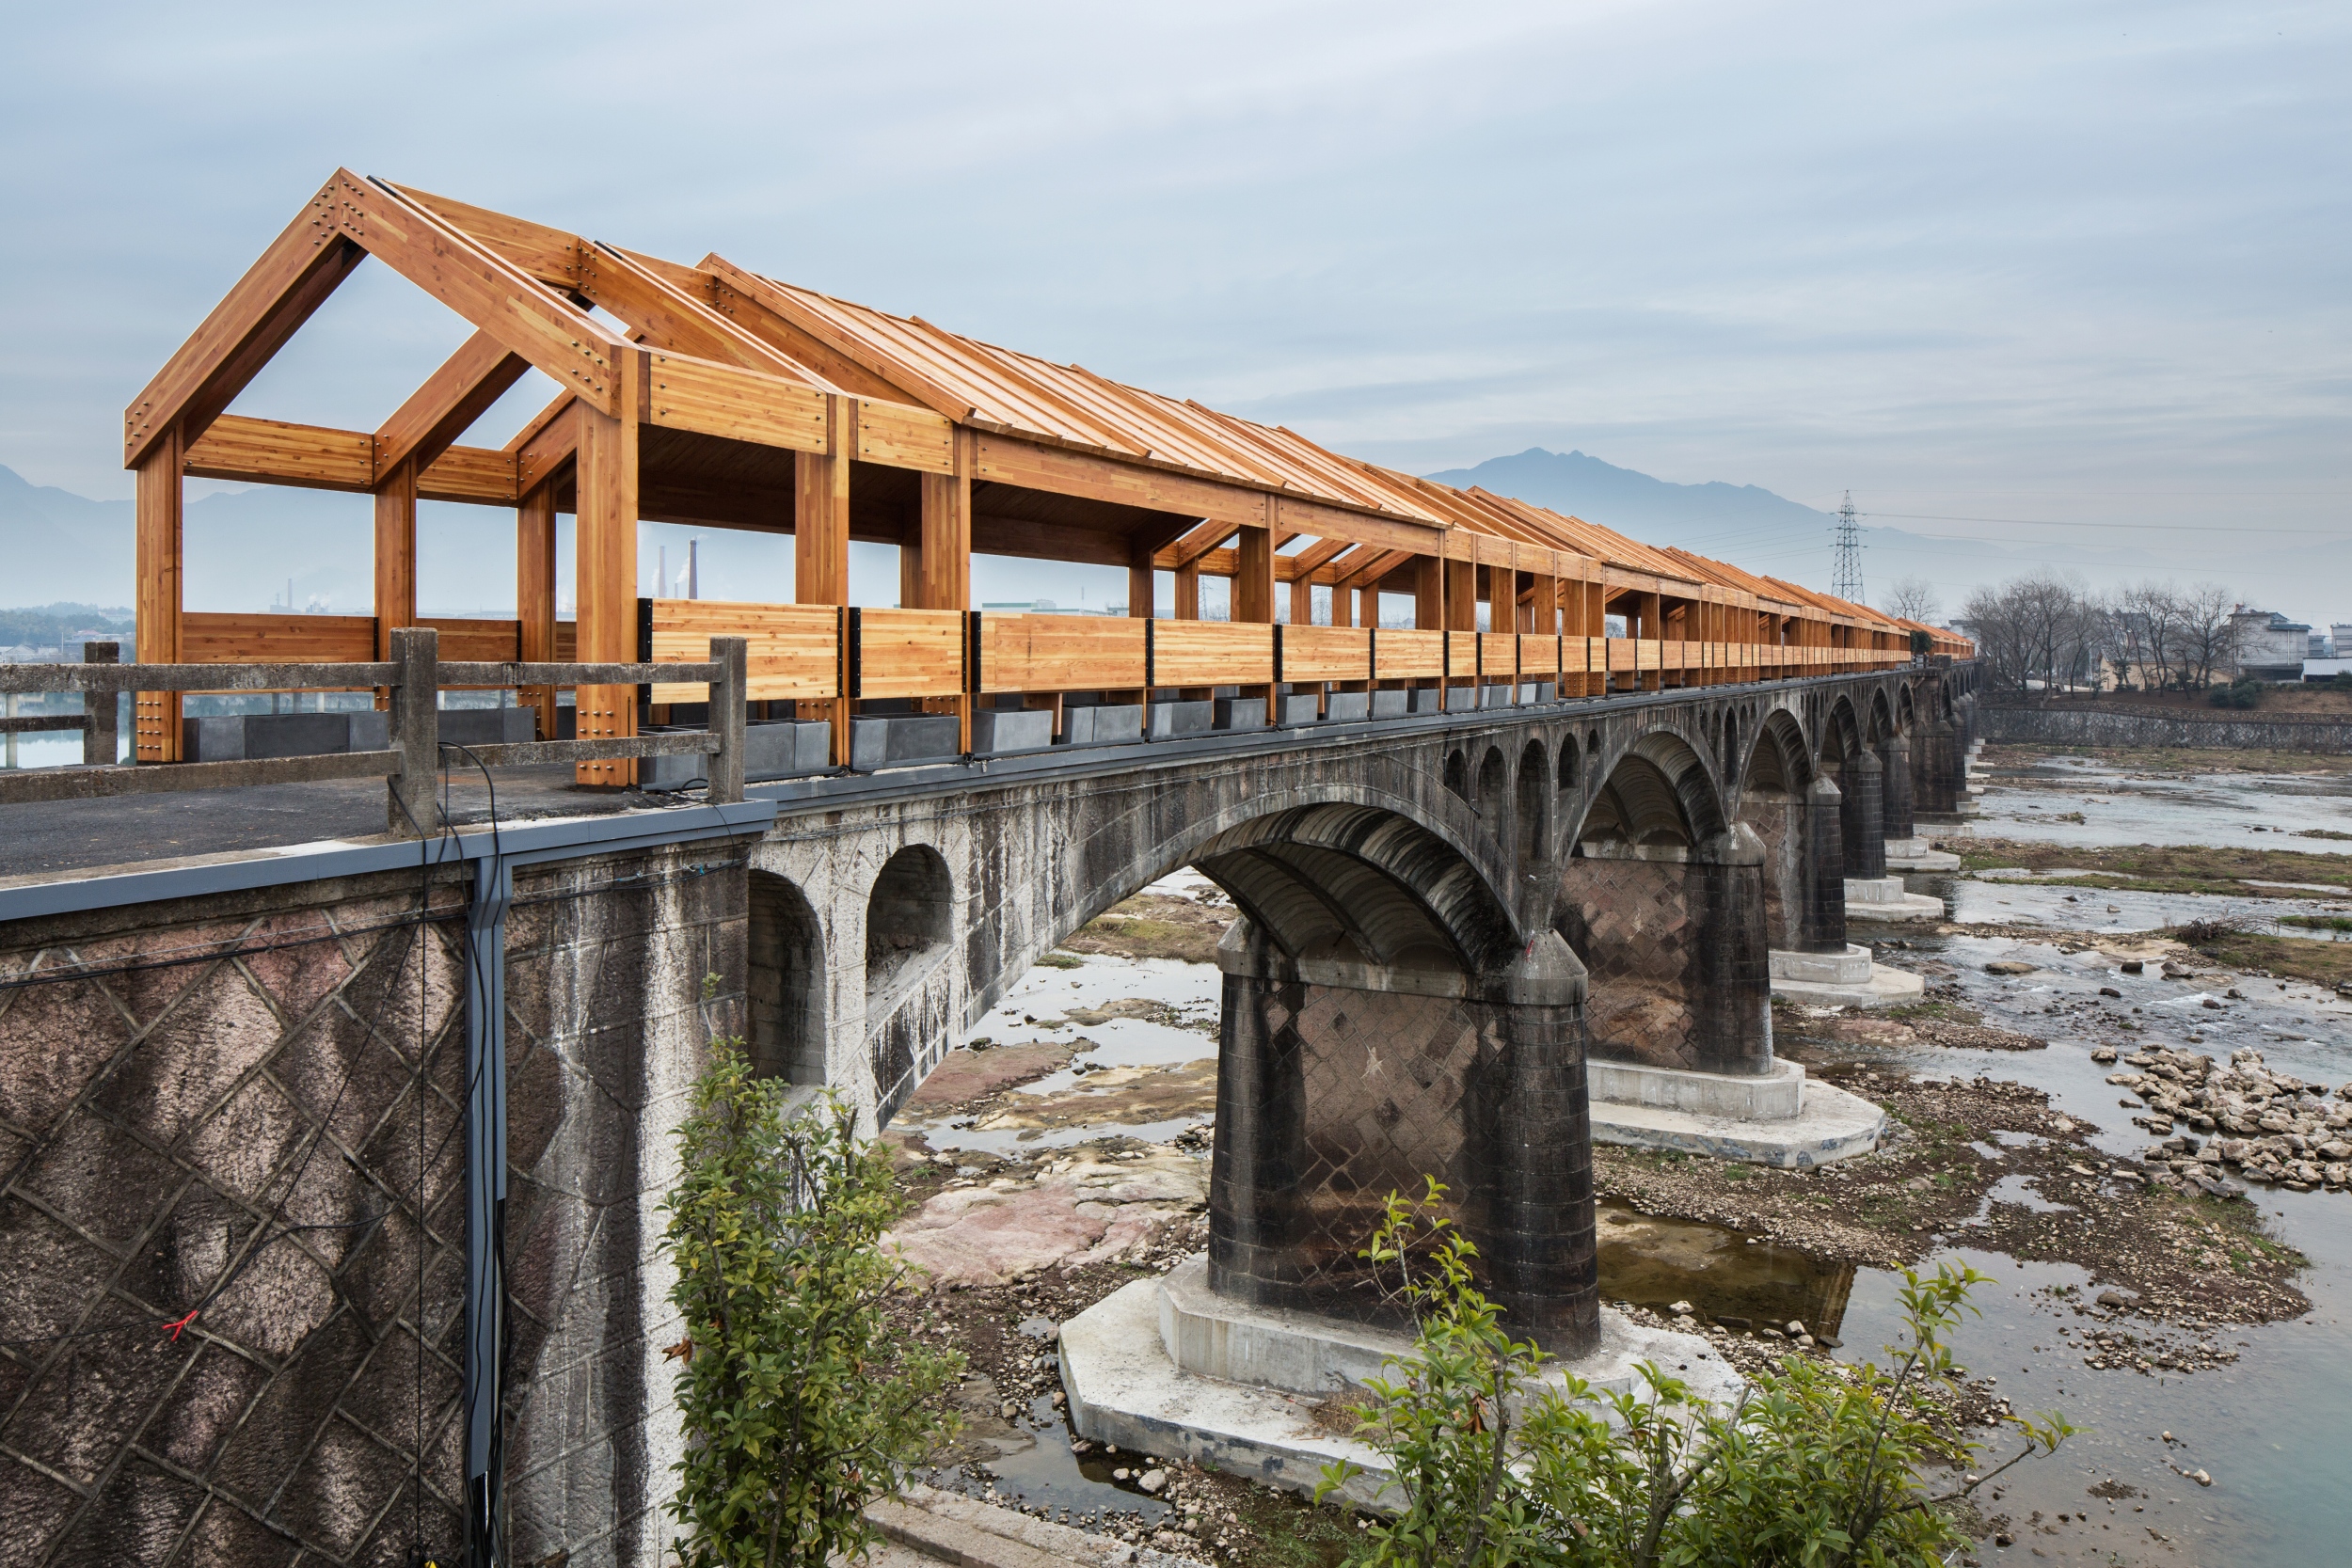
[373,329,531,476]
[124,176,367,467]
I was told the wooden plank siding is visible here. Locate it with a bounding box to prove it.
[646,599,839,704]
[1152,621,1274,688]
[1374,629,1443,681]
[852,610,964,699]
[1279,626,1372,684]
[976,614,1147,693]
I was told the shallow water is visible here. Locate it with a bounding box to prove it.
[1946,877,2352,940]
[1959,752,2352,850]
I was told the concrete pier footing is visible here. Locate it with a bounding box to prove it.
[1768,942,1926,1005]
[1584,1058,1886,1166]
[1844,874,1945,920]
[1057,1258,1741,1509]
[1883,836,1961,872]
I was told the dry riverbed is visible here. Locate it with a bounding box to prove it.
[868,806,2339,1566]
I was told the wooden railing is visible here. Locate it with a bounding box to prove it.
[0,628,748,834]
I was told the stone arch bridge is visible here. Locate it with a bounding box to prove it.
[750,662,1979,1352]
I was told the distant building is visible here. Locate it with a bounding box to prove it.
[2229,608,2312,682]
[2332,623,2352,658]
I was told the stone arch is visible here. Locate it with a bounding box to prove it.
[1867,687,1894,746]
[1187,800,1523,977]
[1444,747,1470,801]
[1555,728,1766,1078]
[1477,746,1508,833]
[1516,739,1549,862]
[1557,732,1581,796]
[747,869,827,1085]
[1569,730,1728,851]
[866,845,954,1015]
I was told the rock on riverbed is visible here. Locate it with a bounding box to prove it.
[2109,1045,2352,1192]
[882,1146,1208,1285]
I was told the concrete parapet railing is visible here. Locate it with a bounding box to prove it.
[0,628,750,832]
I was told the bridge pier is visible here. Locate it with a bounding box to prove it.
[1207,917,1600,1354]
[1841,745,1944,922]
[1881,731,1957,871]
[1059,919,1746,1497]
[1767,771,1925,1009]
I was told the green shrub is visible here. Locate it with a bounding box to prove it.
[2208,678,2264,709]
[1318,1181,2069,1568]
[661,1047,963,1568]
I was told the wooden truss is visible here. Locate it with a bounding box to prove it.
[127,170,1959,768]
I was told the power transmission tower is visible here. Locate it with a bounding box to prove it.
[1830,490,1864,603]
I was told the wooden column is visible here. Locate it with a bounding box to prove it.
[373,455,419,720]
[1445,554,1477,693]
[916,429,973,610]
[1234,526,1274,624]
[797,394,853,760]
[1128,532,1157,621]
[1174,564,1200,620]
[373,457,419,658]
[914,428,975,749]
[1288,570,1313,627]
[517,483,558,741]
[575,360,640,786]
[1413,556,1442,631]
[133,426,183,762]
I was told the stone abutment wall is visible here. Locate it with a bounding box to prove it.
[0,844,748,1568]
[1978,703,2352,753]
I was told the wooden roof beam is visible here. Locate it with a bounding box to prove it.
[324,173,628,416]
[701,257,972,420]
[124,174,367,467]
[373,329,532,477]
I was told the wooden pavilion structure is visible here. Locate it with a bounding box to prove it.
[126,170,1966,777]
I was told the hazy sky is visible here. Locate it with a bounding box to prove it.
[5,1,2345,610]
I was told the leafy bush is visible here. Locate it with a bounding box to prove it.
[2208,677,2264,709]
[1319,1181,2069,1568]
[662,1047,963,1568]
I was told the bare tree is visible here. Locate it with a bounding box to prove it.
[2117,581,2184,690]
[2177,582,2240,689]
[1883,576,1942,625]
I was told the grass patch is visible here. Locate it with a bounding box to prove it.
[2297,828,2352,842]
[1034,950,1086,969]
[1982,741,2352,775]
[2166,927,2352,990]
[1953,838,2352,899]
[2279,913,2352,934]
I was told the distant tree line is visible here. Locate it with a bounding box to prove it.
[0,602,135,651]
[1957,575,2240,696]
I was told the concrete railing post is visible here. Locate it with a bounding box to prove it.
[387,626,443,838]
[81,641,119,767]
[707,636,747,804]
[1801,775,1848,952]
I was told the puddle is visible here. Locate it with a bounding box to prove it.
[1596,1198,1857,1338]
[945,1395,1175,1528]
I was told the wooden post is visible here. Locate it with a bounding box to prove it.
[516,483,558,740]
[1446,553,1477,696]
[133,426,183,762]
[373,456,419,662]
[797,394,853,761]
[1234,525,1277,713]
[1174,563,1200,620]
[574,356,641,786]
[1287,570,1313,628]
[917,429,973,610]
[1128,531,1157,622]
[707,635,747,804]
[915,429,975,749]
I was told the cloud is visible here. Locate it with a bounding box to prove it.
[2,0,2344,616]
